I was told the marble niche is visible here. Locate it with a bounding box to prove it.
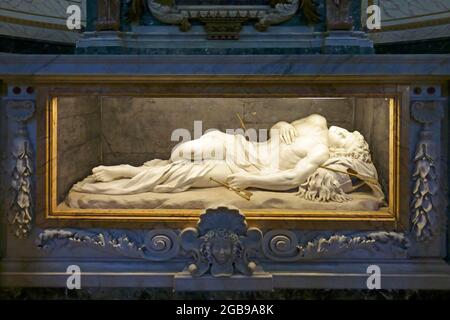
[55,96,391,212]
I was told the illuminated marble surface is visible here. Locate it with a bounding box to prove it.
[0,0,86,43]
[367,0,450,43]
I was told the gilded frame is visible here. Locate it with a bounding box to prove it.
[36,78,409,230]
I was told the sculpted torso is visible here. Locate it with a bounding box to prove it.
[171,114,328,170]
[272,115,329,170]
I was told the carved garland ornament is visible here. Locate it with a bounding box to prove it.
[410,100,444,242]
[37,229,180,261]
[262,230,409,261]
[6,100,35,239]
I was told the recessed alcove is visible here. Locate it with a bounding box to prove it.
[53,96,393,221]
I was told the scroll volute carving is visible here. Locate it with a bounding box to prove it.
[96,0,121,31]
[326,0,353,31]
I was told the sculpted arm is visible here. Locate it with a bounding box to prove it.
[270,121,298,145]
[227,144,330,191]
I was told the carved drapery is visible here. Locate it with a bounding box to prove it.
[97,0,122,31]
[326,0,353,31]
[410,100,444,242]
[6,100,35,239]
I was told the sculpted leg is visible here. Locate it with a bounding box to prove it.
[92,164,148,182]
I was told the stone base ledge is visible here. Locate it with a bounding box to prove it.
[1,260,449,290]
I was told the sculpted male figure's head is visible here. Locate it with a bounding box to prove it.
[328,126,371,163]
[328,126,355,149]
[211,238,233,265]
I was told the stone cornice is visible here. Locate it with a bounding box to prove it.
[0,54,449,81]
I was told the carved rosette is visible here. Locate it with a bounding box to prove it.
[180,207,262,277]
[6,100,35,239]
[410,100,444,242]
[262,230,409,261]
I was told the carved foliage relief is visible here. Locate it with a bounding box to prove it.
[6,99,35,239]
[262,230,409,261]
[410,99,444,242]
[38,229,180,261]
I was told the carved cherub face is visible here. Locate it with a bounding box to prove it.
[211,238,233,265]
[328,126,354,149]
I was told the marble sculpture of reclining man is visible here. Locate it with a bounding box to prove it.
[73,114,385,203]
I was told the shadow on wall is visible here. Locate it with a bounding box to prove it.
[375,37,450,54]
[0,35,75,54]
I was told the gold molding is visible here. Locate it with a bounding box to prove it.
[37,81,409,231]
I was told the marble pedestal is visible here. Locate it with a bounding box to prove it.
[76,26,374,54]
